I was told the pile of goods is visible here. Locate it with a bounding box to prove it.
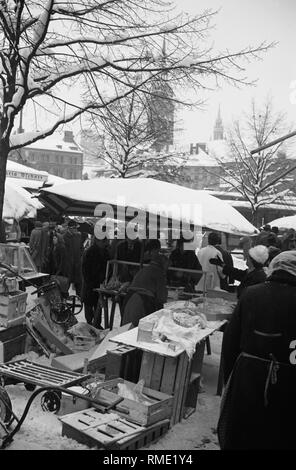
[137,301,208,346]
[198,297,236,321]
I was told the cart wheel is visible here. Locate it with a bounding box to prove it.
[41,391,61,413]
[0,386,13,424]
[66,295,83,316]
[24,383,36,392]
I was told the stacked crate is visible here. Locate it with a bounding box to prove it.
[0,280,27,362]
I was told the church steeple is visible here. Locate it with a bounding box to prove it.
[213,105,224,140]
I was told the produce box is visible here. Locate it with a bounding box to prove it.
[100,379,173,427]
[0,290,27,328]
[59,408,170,450]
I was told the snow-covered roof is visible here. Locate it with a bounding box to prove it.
[7,160,48,180]
[3,180,44,221]
[183,149,219,167]
[226,199,296,211]
[46,174,68,186]
[26,135,82,154]
[11,132,82,154]
[39,178,258,236]
[269,214,296,229]
[6,177,46,190]
[207,139,232,163]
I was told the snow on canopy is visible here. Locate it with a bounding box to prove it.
[39,178,258,236]
[3,181,43,222]
[269,215,296,231]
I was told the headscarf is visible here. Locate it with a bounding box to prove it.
[248,245,269,266]
[267,250,296,278]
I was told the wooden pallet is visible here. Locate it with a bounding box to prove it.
[60,408,170,450]
[0,359,90,387]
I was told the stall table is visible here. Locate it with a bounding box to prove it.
[109,320,226,426]
[93,288,126,330]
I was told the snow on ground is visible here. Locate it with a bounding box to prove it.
[3,295,222,451]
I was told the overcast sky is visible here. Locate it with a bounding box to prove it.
[19,1,296,150]
[176,0,296,144]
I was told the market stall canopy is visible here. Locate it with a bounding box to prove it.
[269,214,296,231]
[38,178,258,236]
[3,181,43,222]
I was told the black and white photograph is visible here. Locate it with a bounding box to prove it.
[0,0,295,454]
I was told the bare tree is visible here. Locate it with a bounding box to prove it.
[81,85,190,178]
[210,99,296,226]
[0,0,273,221]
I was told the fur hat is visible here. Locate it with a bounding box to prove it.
[248,245,269,266]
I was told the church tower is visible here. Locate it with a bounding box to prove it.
[147,38,175,153]
[213,106,224,140]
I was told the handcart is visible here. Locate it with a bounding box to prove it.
[0,359,124,449]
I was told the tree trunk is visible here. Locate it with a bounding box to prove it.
[0,139,10,225]
[251,209,261,228]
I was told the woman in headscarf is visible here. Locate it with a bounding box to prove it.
[218,251,296,449]
[210,245,269,298]
[121,252,168,327]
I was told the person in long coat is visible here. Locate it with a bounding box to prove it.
[218,250,296,450]
[81,237,110,327]
[63,220,82,296]
[121,253,168,327]
[29,221,43,271]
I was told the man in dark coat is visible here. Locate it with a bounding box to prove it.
[121,253,168,327]
[218,251,296,450]
[29,221,43,270]
[81,237,110,327]
[63,220,82,296]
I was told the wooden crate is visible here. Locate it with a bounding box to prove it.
[100,379,173,427]
[0,324,27,363]
[60,408,170,450]
[0,290,27,328]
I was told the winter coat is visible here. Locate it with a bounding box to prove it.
[218,274,296,449]
[222,265,267,298]
[81,244,110,303]
[121,262,168,326]
[29,227,43,269]
[62,230,82,284]
[52,244,67,277]
[196,245,225,291]
[216,245,234,291]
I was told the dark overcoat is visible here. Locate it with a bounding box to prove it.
[218,274,296,449]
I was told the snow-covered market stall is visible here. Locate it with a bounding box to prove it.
[0,178,258,450]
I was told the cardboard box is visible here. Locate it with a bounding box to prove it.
[0,290,27,328]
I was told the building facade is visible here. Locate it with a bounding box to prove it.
[9,131,83,180]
